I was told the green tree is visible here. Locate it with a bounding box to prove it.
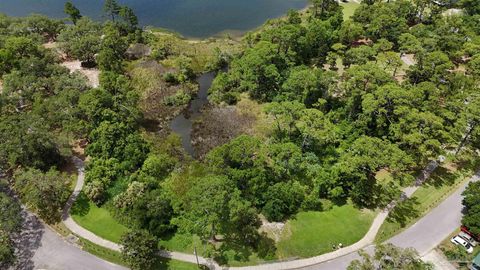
[0,193,22,233]
[338,20,364,45]
[14,168,70,223]
[231,41,290,101]
[348,243,433,270]
[281,67,329,106]
[310,0,343,21]
[262,181,305,221]
[460,0,480,15]
[0,36,43,75]
[24,14,64,41]
[467,54,480,78]
[377,51,402,77]
[462,205,480,235]
[462,182,480,234]
[0,231,15,268]
[171,175,260,243]
[132,189,174,237]
[78,87,113,126]
[206,135,268,205]
[140,154,176,181]
[0,191,22,269]
[337,136,412,207]
[104,0,121,22]
[64,1,82,24]
[97,24,128,73]
[407,51,453,85]
[454,95,480,155]
[390,108,446,163]
[398,33,422,55]
[86,121,149,171]
[342,62,394,120]
[343,45,377,67]
[0,115,64,171]
[265,101,305,140]
[118,6,139,34]
[305,18,337,62]
[57,17,102,64]
[120,230,157,270]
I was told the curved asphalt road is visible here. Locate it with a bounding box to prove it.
[301,170,479,270]
[32,225,126,270]
[11,206,125,270]
[22,171,478,270]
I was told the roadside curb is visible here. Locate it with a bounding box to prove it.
[62,157,446,270]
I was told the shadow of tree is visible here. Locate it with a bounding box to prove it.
[256,232,276,260]
[11,209,44,270]
[386,197,420,227]
[215,240,253,265]
[425,167,457,188]
[70,192,90,217]
[212,231,277,266]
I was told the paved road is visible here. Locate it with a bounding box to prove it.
[10,207,125,270]
[20,166,476,270]
[388,172,479,256]
[32,225,126,270]
[299,170,479,270]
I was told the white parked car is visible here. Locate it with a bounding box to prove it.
[459,231,477,247]
[450,235,474,253]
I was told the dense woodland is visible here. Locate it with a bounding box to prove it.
[1,0,480,268]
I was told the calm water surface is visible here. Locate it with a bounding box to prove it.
[170,72,215,156]
[0,0,307,37]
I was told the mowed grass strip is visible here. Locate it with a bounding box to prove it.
[276,203,375,258]
[71,192,128,243]
[79,237,200,270]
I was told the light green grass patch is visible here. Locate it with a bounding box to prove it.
[276,204,375,258]
[159,233,203,255]
[340,1,360,20]
[71,192,129,243]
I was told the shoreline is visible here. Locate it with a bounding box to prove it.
[1,2,312,42]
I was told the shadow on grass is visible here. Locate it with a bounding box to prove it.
[386,197,420,227]
[70,192,90,216]
[212,232,276,266]
[425,167,457,188]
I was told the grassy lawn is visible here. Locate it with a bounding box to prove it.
[340,1,360,20]
[71,192,129,243]
[375,165,473,243]
[276,203,375,258]
[160,203,375,265]
[159,233,204,255]
[159,232,269,267]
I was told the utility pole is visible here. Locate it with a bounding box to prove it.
[194,246,200,268]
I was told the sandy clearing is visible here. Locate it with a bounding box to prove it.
[61,60,100,88]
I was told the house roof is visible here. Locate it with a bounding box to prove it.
[473,253,480,267]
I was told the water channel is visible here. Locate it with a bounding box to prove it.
[170,72,216,156]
